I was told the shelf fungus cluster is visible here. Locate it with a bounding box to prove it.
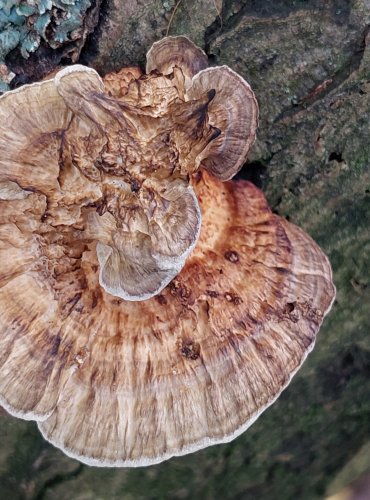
[0,37,335,466]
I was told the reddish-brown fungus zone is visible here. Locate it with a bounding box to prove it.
[0,36,335,467]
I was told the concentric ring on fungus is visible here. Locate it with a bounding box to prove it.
[0,36,335,466]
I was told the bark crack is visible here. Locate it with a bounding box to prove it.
[274,23,370,124]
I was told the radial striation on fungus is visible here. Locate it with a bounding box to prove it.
[0,36,335,467]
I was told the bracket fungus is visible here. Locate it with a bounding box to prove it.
[0,36,335,466]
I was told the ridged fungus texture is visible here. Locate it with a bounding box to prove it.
[0,36,335,466]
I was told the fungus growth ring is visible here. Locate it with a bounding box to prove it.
[0,36,335,466]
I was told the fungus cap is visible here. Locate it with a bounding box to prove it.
[146,35,208,81]
[0,36,335,466]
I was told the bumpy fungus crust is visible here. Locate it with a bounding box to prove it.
[0,36,335,466]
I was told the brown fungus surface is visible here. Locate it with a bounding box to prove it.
[0,37,334,466]
[146,36,208,89]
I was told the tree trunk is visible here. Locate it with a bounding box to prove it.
[0,1,369,498]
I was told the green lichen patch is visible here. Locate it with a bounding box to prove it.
[0,0,100,91]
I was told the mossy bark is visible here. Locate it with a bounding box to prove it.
[1,1,369,498]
